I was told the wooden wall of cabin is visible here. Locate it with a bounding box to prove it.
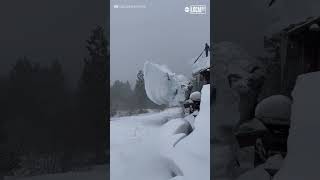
[282,31,320,95]
[282,38,302,96]
[303,31,320,73]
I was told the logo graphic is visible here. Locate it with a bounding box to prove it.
[185,5,206,15]
[184,7,190,13]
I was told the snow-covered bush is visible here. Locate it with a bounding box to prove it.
[255,95,292,120]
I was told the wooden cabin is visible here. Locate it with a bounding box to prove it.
[269,17,320,94]
[192,47,211,91]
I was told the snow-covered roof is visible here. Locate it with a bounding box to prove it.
[192,55,210,75]
[265,0,320,37]
[268,16,320,38]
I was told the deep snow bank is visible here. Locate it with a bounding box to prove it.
[213,42,264,179]
[164,84,210,180]
[273,72,320,180]
[143,61,189,107]
[111,108,184,180]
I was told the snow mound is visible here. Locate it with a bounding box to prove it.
[192,55,210,74]
[263,154,283,170]
[190,91,201,101]
[170,176,185,180]
[161,118,192,138]
[144,61,189,107]
[111,107,184,180]
[255,95,292,120]
[273,72,320,180]
[165,84,210,180]
[236,167,270,180]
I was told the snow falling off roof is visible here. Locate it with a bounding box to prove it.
[143,61,189,107]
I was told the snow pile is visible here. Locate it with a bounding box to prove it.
[273,72,320,180]
[164,84,210,180]
[110,108,184,180]
[190,91,201,101]
[212,42,264,179]
[263,154,283,170]
[236,154,283,180]
[192,55,210,74]
[255,95,292,120]
[144,61,189,107]
[236,167,270,180]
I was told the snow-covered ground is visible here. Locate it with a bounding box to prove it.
[110,108,184,180]
[4,165,108,180]
[110,85,210,180]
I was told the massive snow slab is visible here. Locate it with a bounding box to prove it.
[144,61,189,107]
[165,84,210,180]
[273,72,320,180]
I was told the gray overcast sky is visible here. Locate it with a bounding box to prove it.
[110,0,210,84]
[0,0,106,86]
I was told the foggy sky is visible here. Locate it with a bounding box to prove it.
[110,0,210,85]
[0,0,106,86]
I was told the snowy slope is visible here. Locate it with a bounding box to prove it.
[111,86,210,180]
[110,108,184,180]
[144,61,189,107]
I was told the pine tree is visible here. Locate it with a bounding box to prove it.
[77,26,108,164]
[134,70,148,110]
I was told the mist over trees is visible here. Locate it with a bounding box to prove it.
[0,26,108,175]
[110,70,164,117]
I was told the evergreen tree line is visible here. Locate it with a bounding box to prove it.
[110,70,165,117]
[0,26,108,173]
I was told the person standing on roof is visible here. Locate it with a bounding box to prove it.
[205,43,210,57]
